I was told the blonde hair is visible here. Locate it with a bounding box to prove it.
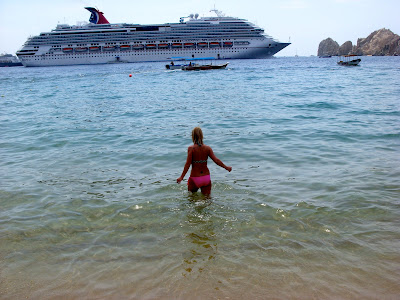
[192,127,204,146]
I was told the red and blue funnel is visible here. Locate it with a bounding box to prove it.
[85,7,110,24]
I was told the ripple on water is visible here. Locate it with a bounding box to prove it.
[1,57,400,299]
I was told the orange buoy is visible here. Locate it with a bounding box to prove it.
[129,74,132,77]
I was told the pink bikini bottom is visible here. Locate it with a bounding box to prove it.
[188,175,211,188]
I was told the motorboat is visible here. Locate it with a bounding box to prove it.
[337,55,361,66]
[182,62,229,71]
[165,57,228,71]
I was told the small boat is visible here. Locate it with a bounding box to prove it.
[172,43,183,48]
[337,55,361,66]
[120,45,131,50]
[63,47,73,52]
[184,43,195,48]
[145,44,156,49]
[197,42,208,48]
[158,43,169,48]
[182,62,229,71]
[0,54,23,67]
[166,57,228,71]
[89,46,100,51]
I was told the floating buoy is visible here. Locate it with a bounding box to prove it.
[129,74,132,77]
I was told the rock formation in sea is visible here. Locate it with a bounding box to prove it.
[354,28,400,56]
[338,41,353,56]
[317,38,339,56]
[318,28,400,56]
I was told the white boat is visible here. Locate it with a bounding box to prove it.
[0,54,23,67]
[17,7,290,67]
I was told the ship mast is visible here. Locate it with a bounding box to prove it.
[210,6,225,17]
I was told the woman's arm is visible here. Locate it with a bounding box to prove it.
[177,146,193,183]
[208,147,232,172]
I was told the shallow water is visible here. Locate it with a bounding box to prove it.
[1,57,400,299]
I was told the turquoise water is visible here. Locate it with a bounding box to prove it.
[1,57,399,299]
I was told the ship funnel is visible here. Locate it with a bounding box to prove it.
[85,7,110,24]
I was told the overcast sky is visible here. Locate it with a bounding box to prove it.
[1,0,399,56]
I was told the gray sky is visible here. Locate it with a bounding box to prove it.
[1,0,399,56]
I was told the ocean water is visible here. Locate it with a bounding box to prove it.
[0,57,399,299]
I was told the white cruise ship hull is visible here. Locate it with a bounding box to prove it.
[19,43,290,67]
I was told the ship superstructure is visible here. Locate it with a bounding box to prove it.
[17,7,290,67]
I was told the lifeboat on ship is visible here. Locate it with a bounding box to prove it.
[223,42,233,47]
[75,47,88,52]
[120,45,131,50]
[145,44,156,49]
[184,43,195,48]
[89,46,100,51]
[63,47,73,53]
[172,43,183,48]
[197,42,208,48]
[158,43,169,48]
[209,42,220,48]
[132,44,144,50]
[103,46,116,51]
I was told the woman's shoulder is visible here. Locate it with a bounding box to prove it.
[202,144,213,153]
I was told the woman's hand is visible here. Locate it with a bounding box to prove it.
[177,176,183,183]
[226,166,232,172]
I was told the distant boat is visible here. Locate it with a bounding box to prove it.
[182,62,229,71]
[337,55,361,66]
[0,54,23,67]
[319,55,332,58]
[165,57,228,71]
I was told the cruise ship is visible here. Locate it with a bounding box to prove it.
[16,7,290,67]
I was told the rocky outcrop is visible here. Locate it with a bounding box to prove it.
[338,41,353,56]
[318,28,400,56]
[354,28,400,55]
[317,38,339,56]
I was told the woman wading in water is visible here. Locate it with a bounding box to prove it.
[177,127,232,195]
